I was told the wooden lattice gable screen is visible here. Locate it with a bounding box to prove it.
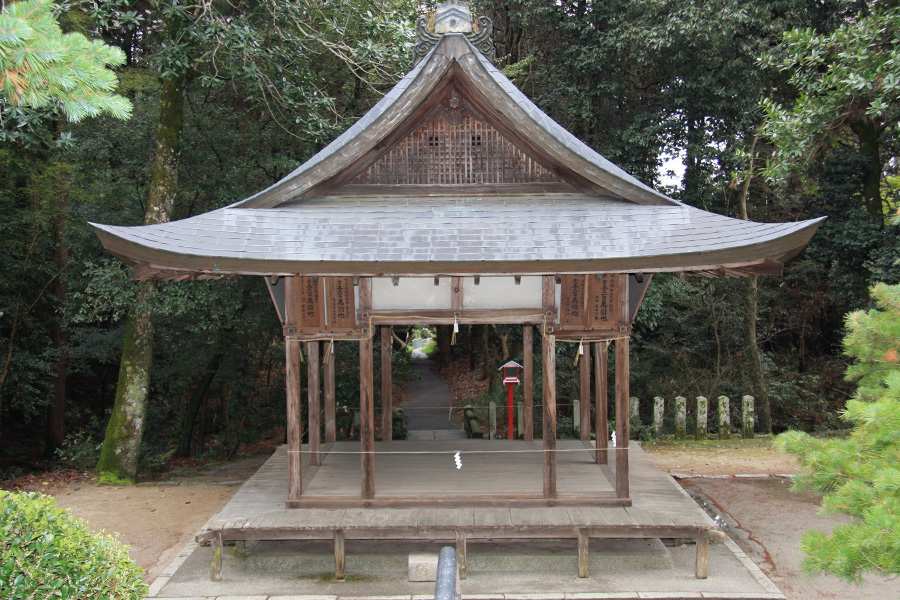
[345,88,574,190]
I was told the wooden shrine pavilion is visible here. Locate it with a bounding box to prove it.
[93,1,821,582]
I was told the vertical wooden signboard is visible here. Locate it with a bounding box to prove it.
[299,276,325,333]
[326,276,356,330]
[560,275,587,329]
[589,274,623,330]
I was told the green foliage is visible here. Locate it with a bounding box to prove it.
[53,428,102,471]
[843,283,900,399]
[0,491,147,598]
[0,0,132,123]
[761,7,900,217]
[776,282,900,581]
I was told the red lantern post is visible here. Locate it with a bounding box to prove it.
[498,361,523,440]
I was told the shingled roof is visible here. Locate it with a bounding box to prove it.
[92,25,823,281]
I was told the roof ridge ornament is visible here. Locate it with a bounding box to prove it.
[412,1,496,67]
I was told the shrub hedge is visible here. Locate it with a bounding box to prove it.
[0,491,147,599]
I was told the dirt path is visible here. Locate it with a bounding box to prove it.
[642,438,799,476]
[402,359,464,433]
[3,455,268,583]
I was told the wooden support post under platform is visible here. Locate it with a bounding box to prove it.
[307,341,321,467]
[523,325,534,441]
[594,341,608,464]
[580,341,591,441]
[360,336,375,499]
[577,528,589,578]
[324,343,336,444]
[381,326,392,441]
[456,530,467,580]
[286,339,303,503]
[334,528,345,580]
[542,333,557,499]
[615,336,630,499]
[696,530,709,579]
[210,530,223,582]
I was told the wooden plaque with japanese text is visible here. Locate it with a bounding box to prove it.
[560,275,588,329]
[326,276,356,330]
[298,276,325,333]
[588,274,625,329]
[559,274,627,332]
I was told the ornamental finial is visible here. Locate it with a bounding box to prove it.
[412,2,496,66]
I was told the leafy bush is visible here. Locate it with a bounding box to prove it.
[53,429,102,471]
[0,491,147,599]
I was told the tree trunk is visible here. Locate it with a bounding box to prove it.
[46,166,70,456]
[438,325,452,368]
[97,72,186,483]
[743,274,770,434]
[737,134,771,434]
[391,329,407,350]
[850,118,884,220]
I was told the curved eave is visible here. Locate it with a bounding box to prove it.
[90,204,825,281]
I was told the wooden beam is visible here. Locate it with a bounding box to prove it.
[451,276,463,309]
[362,308,545,325]
[615,336,630,499]
[324,343,336,444]
[542,333,557,499]
[286,339,303,502]
[381,326,392,442]
[580,341,591,441]
[358,277,372,311]
[360,337,375,499]
[307,341,321,467]
[523,325,534,441]
[542,275,557,325]
[594,341,609,464]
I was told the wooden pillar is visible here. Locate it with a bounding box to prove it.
[334,528,345,580]
[307,341,321,467]
[456,530,467,580]
[696,532,709,579]
[381,326,392,441]
[577,528,589,578]
[523,325,534,441]
[594,341,608,464]
[360,336,375,499]
[615,336,630,499]
[542,333,557,499]
[210,530,223,581]
[324,343,336,444]
[286,339,303,502]
[580,341,591,441]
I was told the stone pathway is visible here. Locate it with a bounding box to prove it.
[402,358,466,440]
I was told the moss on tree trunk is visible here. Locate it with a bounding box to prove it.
[97,71,186,483]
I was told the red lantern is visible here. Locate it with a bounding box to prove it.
[498,361,523,439]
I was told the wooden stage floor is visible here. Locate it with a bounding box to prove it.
[209,440,714,531]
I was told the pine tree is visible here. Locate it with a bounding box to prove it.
[0,0,131,121]
[777,281,900,581]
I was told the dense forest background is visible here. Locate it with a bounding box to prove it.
[1,0,898,477]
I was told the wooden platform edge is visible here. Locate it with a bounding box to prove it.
[283,495,632,509]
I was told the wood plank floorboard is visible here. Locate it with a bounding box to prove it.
[201,441,713,534]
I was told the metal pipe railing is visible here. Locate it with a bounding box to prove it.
[434,546,461,600]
